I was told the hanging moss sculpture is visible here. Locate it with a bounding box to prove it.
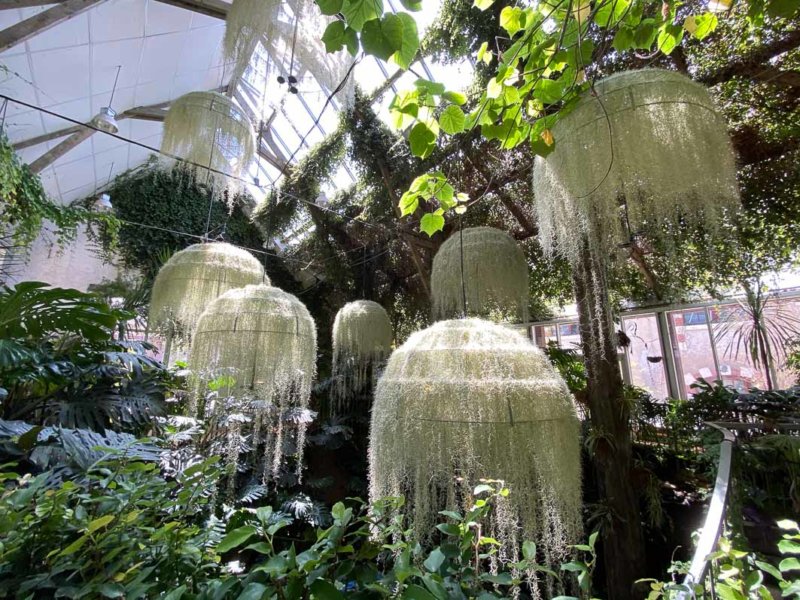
[161,91,256,198]
[189,284,317,481]
[148,242,266,341]
[431,227,529,323]
[369,319,582,593]
[533,69,740,265]
[223,0,282,82]
[331,300,393,411]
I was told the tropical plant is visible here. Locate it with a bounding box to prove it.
[714,280,800,390]
[0,282,169,434]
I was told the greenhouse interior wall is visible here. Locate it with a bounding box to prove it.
[527,290,800,400]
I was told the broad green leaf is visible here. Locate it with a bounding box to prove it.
[477,41,492,65]
[400,0,422,10]
[522,541,537,560]
[322,21,346,53]
[310,579,345,599]
[612,26,635,51]
[403,584,438,600]
[88,515,115,532]
[481,573,513,584]
[59,534,89,556]
[657,23,684,55]
[683,13,718,40]
[781,580,800,596]
[317,0,344,15]
[594,0,629,27]
[473,0,494,10]
[534,78,566,104]
[473,483,493,495]
[436,523,461,536]
[217,525,257,553]
[390,12,419,70]
[344,27,359,54]
[162,586,187,600]
[423,547,446,570]
[439,105,465,135]
[408,122,437,158]
[415,78,445,95]
[779,539,800,555]
[778,520,799,531]
[443,90,467,105]
[560,561,588,573]
[500,6,524,35]
[342,0,382,31]
[99,583,127,598]
[399,191,420,216]
[633,20,658,49]
[255,555,289,575]
[781,557,800,571]
[382,13,404,50]
[755,559,784,581]
[362,18,395,60]
[237,583,268,600]
[439,510,463,520]
[487,77,503,99]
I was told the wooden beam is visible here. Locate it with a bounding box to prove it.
[154,0,229,20]
[28,126,95,174]
[0,0,107,53]
[0,1,54,9]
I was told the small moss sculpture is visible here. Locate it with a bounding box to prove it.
[533,68,740,266]
[148,243,266,342]
[431,227,529,323]
[369,319,582,595]
[331,300,393,412]
[161,91,256,199]
[189,284,317,482]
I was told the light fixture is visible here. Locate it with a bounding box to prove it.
[95,192,112,211]
[92,65,121,134]
[92,106,119,134]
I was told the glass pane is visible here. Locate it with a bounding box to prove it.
[623,314,669,399]
[668,308,718,397]
[558,321,582,352]
[709,303,770,392]
[532,324,557,348]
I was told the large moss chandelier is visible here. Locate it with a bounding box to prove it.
[148,242,266,342]
[161,91,256,199]
[331,300,393,412]
[369,318,582,592]
[533,68,740,266]
[189,284,317,482]
[431,227,529,323]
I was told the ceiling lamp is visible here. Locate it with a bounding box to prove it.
[369,318,582,594]
[148,242,266,344]
[161,92,256,201]
[533,69,739,267]
[331,300,393,413]
[189,284,317,483]
[92,107,119,134]
[431,226,529,323]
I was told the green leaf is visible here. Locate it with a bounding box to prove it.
[499,6,524,35]
[237,583,268,600]
[778,520,799,531]
[408,122,437,158]
[390,12,419,70]
[481,573,513,584]
[612,26,635,51]
[436,523,461,536]
[415,78,445,95]
[779,539,800,555]
[362,18,394,60]
[423,547,446,570]
[17,425,42,451]
[59,534,89,557]
[439,105,465,135]
[473,0,494,10]
[317,0,344,15]
[487,77,503,99]
[217,525,257,553]
[322,21,346,53]
[594,0,630,27]
[633,21,658,49]
[781,557,800,571]
[561,561,588,573]
[382,13,404,50]
[657,23,684,55]
[473,483,493,495]
[477,41,492,65]
[88,514,115,532]
[755,559,784,581]
[344,27,359,55]
[399,191,420,216]
[766,0,799,18]
[403,584,438,600]
[342,0,382,31]
[442,90,467,105]
[100,583,127,598]
[534,78,566,104]
[683,13,717,40]
[522,541,537,560]
[439,510,463,520]
[310,579,345,599]
[400,0,422,10]
[162,586,187,600]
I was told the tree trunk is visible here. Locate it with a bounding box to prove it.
[572,242,646,599]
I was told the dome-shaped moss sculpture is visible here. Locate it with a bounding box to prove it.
[161,91,256,198]
[331,300,393,412]
[189,284,316,481]
[149,243,266,342]
[533,68,739,265]
[369,319,581,593]
[431,226,529,323]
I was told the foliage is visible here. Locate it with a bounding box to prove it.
[0,456,224,599]
[544,342,588,397]
[92,159,265,281]
[0,133,118,254]
[0,282,169,434]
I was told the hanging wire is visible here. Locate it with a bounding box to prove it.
[459,214,467,318]
[108,65,122,107]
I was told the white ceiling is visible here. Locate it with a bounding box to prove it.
[0,0,232,204]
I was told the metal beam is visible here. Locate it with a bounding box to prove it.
[28,126,94,174]
[0,1,54,9]
[0,0,106,53]
[154,0,229,20]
